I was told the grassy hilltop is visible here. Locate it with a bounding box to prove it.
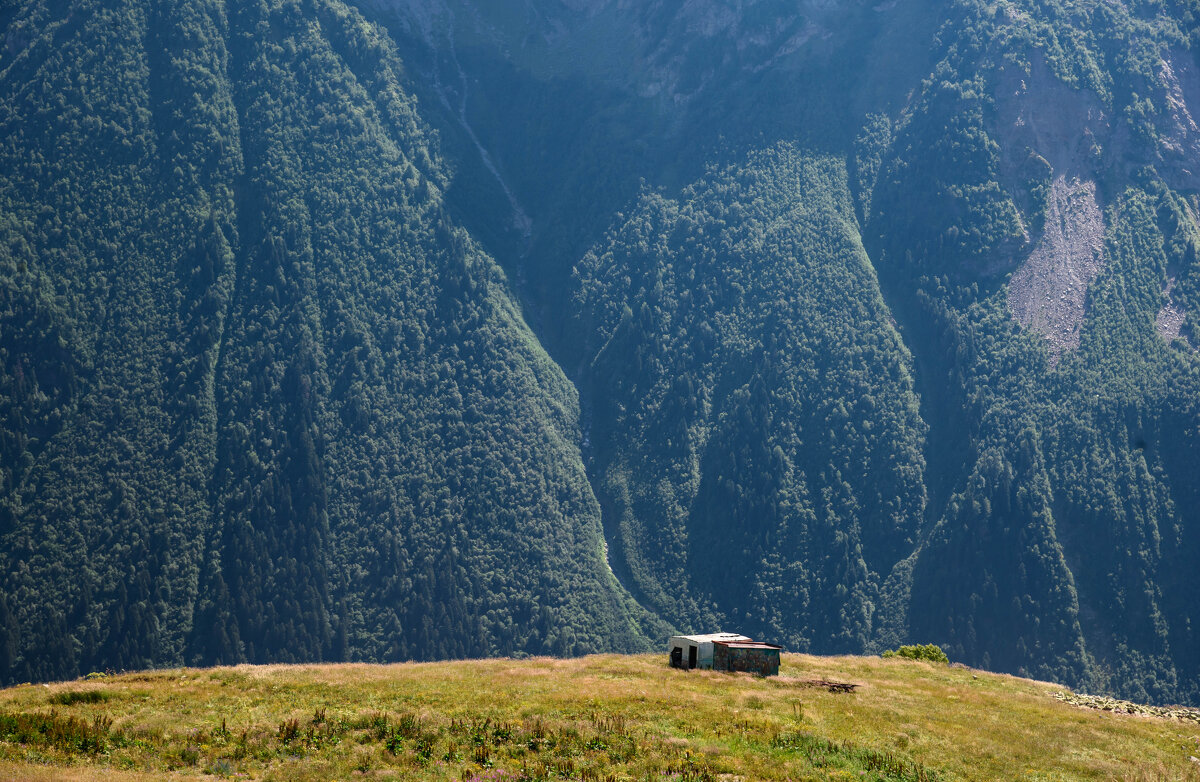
[0,654,1197,781]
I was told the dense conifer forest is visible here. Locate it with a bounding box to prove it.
[2,0,1200,706]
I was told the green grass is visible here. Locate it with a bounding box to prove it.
[0,654,1196,781]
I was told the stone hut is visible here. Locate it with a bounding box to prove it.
[712,639,781,676]
[668,632,781,675]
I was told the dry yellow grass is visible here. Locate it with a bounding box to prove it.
[0,654,1196,781]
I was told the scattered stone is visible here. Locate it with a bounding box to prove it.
[1157,277,1191,346]
[1007,176,1106,360]
[1052,691,1200,724]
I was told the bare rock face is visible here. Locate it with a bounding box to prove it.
[368,0,449,43]
[1159,52,1200,190]
[632,0,822,102]
[994,57,1111,360]
[674,0,743,38]
[1007,175,1106,358]
[994,55,1112,178]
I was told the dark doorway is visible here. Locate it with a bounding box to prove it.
[688,645,697,669]
[670,647,682,668]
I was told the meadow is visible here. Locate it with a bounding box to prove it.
[0,654,1197,781]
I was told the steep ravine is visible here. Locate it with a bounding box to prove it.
[438,24,532,242]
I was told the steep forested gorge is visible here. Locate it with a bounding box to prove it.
[2,0,1200,706]
[0,0,661,685]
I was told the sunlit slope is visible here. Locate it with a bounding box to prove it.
[0,654,1197,781]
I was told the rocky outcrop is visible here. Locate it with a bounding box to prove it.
[994,57,1111,178]
[1159,51,1200,190]
[1054,690,1200,723]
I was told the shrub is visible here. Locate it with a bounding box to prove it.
[882,644,949,664]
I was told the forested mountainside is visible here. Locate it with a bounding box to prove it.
[0,0,663,685]
[572,147,929,655]
[1,0,1199,706]
[379,0,1200,705]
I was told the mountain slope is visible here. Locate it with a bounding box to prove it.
[3,0,1200,708]
[866,0,1200,703]
[0,0,659,683]
[370,0,1200,704]
[572,146,927,654]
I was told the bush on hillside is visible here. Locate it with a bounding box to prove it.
[882,644,950,664]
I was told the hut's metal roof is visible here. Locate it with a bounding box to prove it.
[714,641,782,650]
[669,633,751,644]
